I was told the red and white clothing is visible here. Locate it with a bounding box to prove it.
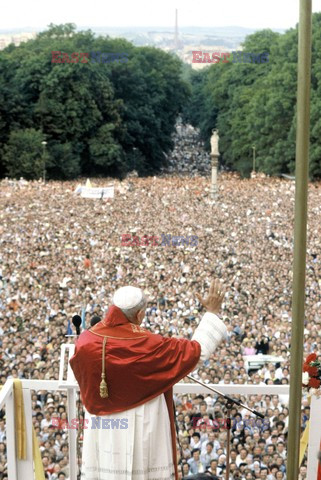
[70,306,226,480]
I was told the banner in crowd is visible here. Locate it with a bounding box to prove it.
[74,179,114,199]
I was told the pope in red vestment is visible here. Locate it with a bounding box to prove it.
[70,281,227,480]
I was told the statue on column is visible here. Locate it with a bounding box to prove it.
[210,129,219,199]
[210,129,220,156]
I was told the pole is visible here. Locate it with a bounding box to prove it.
[43,144,46,183]
[41,141,47,183]
[287,1,312,478]
[211,154,218,199]
[252,146,256,172]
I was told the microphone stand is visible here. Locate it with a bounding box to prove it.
[187,375,264,480]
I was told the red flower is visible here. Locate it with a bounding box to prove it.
[307,365,319,376]
[303,364,310,372]
[308,377,321,388]
[306,353,317,363]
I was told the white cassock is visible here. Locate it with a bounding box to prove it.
[81,312,227,480]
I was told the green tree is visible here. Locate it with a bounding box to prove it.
[3,128,45,179]
[0,24,190,178]
[48,142,81,179]
[185,27,299,177]
[108,45,190,173]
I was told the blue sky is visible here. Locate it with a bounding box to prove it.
[2,0,321,30]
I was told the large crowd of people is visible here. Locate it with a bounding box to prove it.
[0,125,320,479]
[161,121,211,177]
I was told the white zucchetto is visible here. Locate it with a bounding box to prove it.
[113,286,144,309]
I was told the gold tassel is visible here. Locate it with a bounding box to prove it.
[100,374,108,398]
[100,337,109,398]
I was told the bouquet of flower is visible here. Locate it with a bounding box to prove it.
[302,353,321,393]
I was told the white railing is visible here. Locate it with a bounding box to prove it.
[0,347,320,480]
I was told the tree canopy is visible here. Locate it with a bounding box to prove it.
[0,24,189,179]
[183,15,321,179]
[2,17,321,180]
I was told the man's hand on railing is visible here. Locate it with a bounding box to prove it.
[196,279,226,314]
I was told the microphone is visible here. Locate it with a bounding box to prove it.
[253,410,265,419]
[90,316,101,327]
[72,315,82,336]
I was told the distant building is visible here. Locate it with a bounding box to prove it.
[0,32,36,50]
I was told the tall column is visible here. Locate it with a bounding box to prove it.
[211,154,219,199]
[210,129,220,200]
